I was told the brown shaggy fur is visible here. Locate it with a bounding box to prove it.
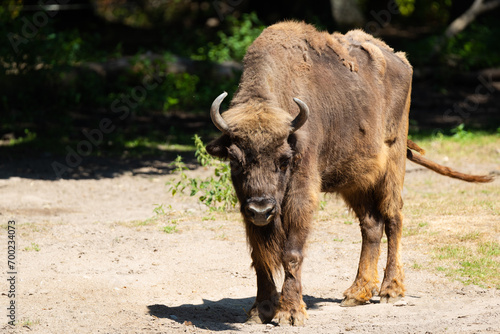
[206,21,493,326]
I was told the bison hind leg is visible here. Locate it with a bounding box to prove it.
[340,207,405,306]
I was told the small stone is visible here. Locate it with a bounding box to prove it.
[393,300,408,307]
[170,315,178,320]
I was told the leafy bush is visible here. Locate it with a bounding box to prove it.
[443,19,500,70]
[168,135,237,212]
[450,123,473,140]
[194,12,264,63]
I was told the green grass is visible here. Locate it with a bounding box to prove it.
[162,224,179,234]
[123,136,195,154]
[404,181,499,218]
[6,129,37,146]
[122,204,183,233]
[459,231,482,242]
[403,222,429,237]
[23,242,40,252]
[411,262,423,270]
[216,232,228,240]
[162,220,178,234]
[136,205,166,226]
[408,125,499,163]
[17,318,41,327]
[402,129,499,289]
[408,124,499,142]
[433,241,500,289]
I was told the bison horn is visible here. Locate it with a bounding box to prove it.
[210,92,230,134]
[291,98,309,132]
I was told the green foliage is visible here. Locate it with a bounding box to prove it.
[8,129,36,146]
[443,20,500,70]
[168,135,237,212]
[1,20,103,75]
[153,203,166,216]
[409,125,499,144]
[93,0,191,28]
[395,0,416,16]
[139,203,168,226]
[450,123,473,140]
[403,15,500,69]
[194,12,264,62]
[0,1,22,21]
[0,9,250,150]
[127,54,201,112]
[168,156,190,196]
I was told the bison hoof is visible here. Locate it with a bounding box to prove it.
[340,297,369,307]
[341,285,378,307]
[379,295,403,304]
[246,300,277,324]
[277,304,308,326]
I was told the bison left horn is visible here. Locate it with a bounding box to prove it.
[291,98,310,133]
[210,92,230,134]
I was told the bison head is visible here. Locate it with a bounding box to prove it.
[206,92,309,227]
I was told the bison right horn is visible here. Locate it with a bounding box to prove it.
[210,92,230,134]
[291,98,310,133]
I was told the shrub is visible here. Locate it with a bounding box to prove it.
[168,135,237,212]
[194,12,265,63]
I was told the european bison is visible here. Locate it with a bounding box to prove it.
[206,21,492,326]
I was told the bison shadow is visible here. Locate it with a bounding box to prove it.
[148,295,341,331]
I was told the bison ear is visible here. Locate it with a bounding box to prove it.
[288,131,306,159]
[206,134,231,159]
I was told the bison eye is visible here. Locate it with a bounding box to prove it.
[279,158,290,172]
[230,159,243,174]
[230,159,239,169]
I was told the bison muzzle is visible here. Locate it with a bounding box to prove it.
[206,21,493,326]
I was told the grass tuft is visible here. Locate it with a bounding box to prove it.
[433,242,500,288]
[23,242,40,252]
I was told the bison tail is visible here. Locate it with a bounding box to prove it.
[406,148,494,183]
[407,139,425,155]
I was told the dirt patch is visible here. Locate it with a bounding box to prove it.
[1,159,499,333]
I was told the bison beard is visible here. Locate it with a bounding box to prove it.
[205,21,493,326]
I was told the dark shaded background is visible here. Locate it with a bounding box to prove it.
[1,0,499,179]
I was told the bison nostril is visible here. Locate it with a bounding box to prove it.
[246,201,275,225]
[247,203,274,215]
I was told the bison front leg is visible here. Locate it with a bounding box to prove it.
[277,237,309,326]
[341,213,384,306]
[246,256,279,324]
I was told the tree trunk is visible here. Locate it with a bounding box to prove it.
[330,0,365,29]
[433,0,500,56]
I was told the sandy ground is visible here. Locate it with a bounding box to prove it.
[1,159,499,334]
